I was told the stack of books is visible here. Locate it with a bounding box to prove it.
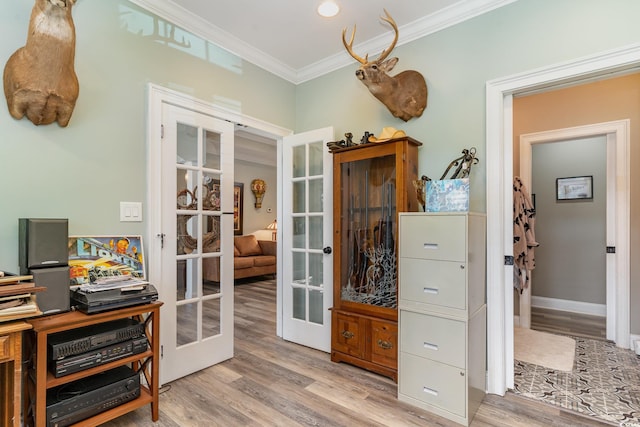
[0,274,46,321]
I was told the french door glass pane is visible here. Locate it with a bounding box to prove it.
[293,181,305,213]
[293,145,306,178]
[309,141,323,176]
[293,287,306,320]
[292,217,305,249]
[177,302,198,346]
[308,216,322,249]
[309,178,322,212]
[203,298,221,338]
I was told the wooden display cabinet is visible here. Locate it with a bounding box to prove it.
[23,302,162,427]
[330,137,421,381]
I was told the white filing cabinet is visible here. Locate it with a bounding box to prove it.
[397,212,486,426]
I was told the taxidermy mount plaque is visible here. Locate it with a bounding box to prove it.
[342,9,427,122]
[3,0,79,127]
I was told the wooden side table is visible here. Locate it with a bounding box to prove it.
[0,321,32,427]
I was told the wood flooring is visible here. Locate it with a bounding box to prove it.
[531,306,607,340]
[102,280,612,427]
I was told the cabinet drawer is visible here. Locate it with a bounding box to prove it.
[400,215,466,261]
[399,258,466,310]
[332,311,365,359]
[399,352,466,417]
[0,334,10,360]
[400,311,465,368]
[371,319,397,369]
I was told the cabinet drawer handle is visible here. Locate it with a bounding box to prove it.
[423,386,439,396]
[423,243,438,250]
[423,342,439,351]
[423,287,439,295]
[341,330,354,339]
[377,339,393,350]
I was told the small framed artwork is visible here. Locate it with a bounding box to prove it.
[556,176,593,201]
[234,183,244,235]
[206,180,244,235]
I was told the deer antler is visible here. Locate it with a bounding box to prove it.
[377,9,398,62]
[342,25,368,64]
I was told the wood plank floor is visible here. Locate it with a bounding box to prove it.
[531,306,606,340]
[103,280,612,427]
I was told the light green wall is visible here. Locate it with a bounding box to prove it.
[235,160,277,237]
[296,0,640,213]
[0,1,295,272]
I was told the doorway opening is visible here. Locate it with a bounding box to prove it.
[518,120,629,341]
[485,43,640,395]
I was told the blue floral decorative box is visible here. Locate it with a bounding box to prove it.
[426,179,470,212]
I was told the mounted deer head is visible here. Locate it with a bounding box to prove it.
[342,9,427,122]
[3,0,79,127]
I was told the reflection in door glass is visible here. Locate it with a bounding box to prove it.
[309,178,322,212]
[309,141,323,176]
[309,289,323,325]
[177,302,198,346]
[293,287,306,320]
[292,145,306,178]
[203,297,221,338]
[177,215,199,255]
[202,215,220,254]
[309,216,322,249]
[204,129,221,170]
[292,217,306,249]
[176,258,198,301]
[293,181,306,213]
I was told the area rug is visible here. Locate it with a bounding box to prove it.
[514,326,575,372]
[514,335,640,426]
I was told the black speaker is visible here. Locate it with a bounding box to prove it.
[19,218,68,275]
[31,266,70,314]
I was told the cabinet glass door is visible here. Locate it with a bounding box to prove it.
[339,154,397,308]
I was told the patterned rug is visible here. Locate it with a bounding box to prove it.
[514,336,640,426]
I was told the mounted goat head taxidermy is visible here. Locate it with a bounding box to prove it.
[342,9,427,122]
[3,0,79,127]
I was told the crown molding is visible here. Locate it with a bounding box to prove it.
[128,0,517,84]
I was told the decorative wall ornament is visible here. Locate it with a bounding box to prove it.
[3,0,79,127]
[250,179,266,208]
[342,9,427,122]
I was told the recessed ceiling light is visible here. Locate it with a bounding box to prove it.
[317,1,340,18]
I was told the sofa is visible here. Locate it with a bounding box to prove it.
[203,234,276,282]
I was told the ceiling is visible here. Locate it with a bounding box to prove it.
[129,0,517,84]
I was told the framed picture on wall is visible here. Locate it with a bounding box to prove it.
[556,176,593,200]
[233,183,244,235]
[206,180,244,235]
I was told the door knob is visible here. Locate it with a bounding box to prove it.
[323,246,332,254]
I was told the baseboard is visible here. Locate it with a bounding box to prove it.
[630,334,640,354]
[531,296,605,317]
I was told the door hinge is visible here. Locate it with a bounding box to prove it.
[157,233,165,249]
[504,255,514,266]
[161,345,163,359]
[161,124,164,139]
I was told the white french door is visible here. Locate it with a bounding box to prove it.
[159,103,235,384]
[281,127,334,352]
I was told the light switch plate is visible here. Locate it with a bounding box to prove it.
[120,202,142,222]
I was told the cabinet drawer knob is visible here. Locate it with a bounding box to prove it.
[377,339,393,350]
[341,330,354,339]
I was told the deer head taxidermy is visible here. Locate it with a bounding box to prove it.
[342,9,427,122]
[3,0,79,127]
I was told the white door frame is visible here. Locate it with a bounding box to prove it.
[519,121,629,339]
[146,84,292,371]
[485,43,640,395]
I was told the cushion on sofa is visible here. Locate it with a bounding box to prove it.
[234,257,255,269]
[234,235,262,256]
[254,256,276,267]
